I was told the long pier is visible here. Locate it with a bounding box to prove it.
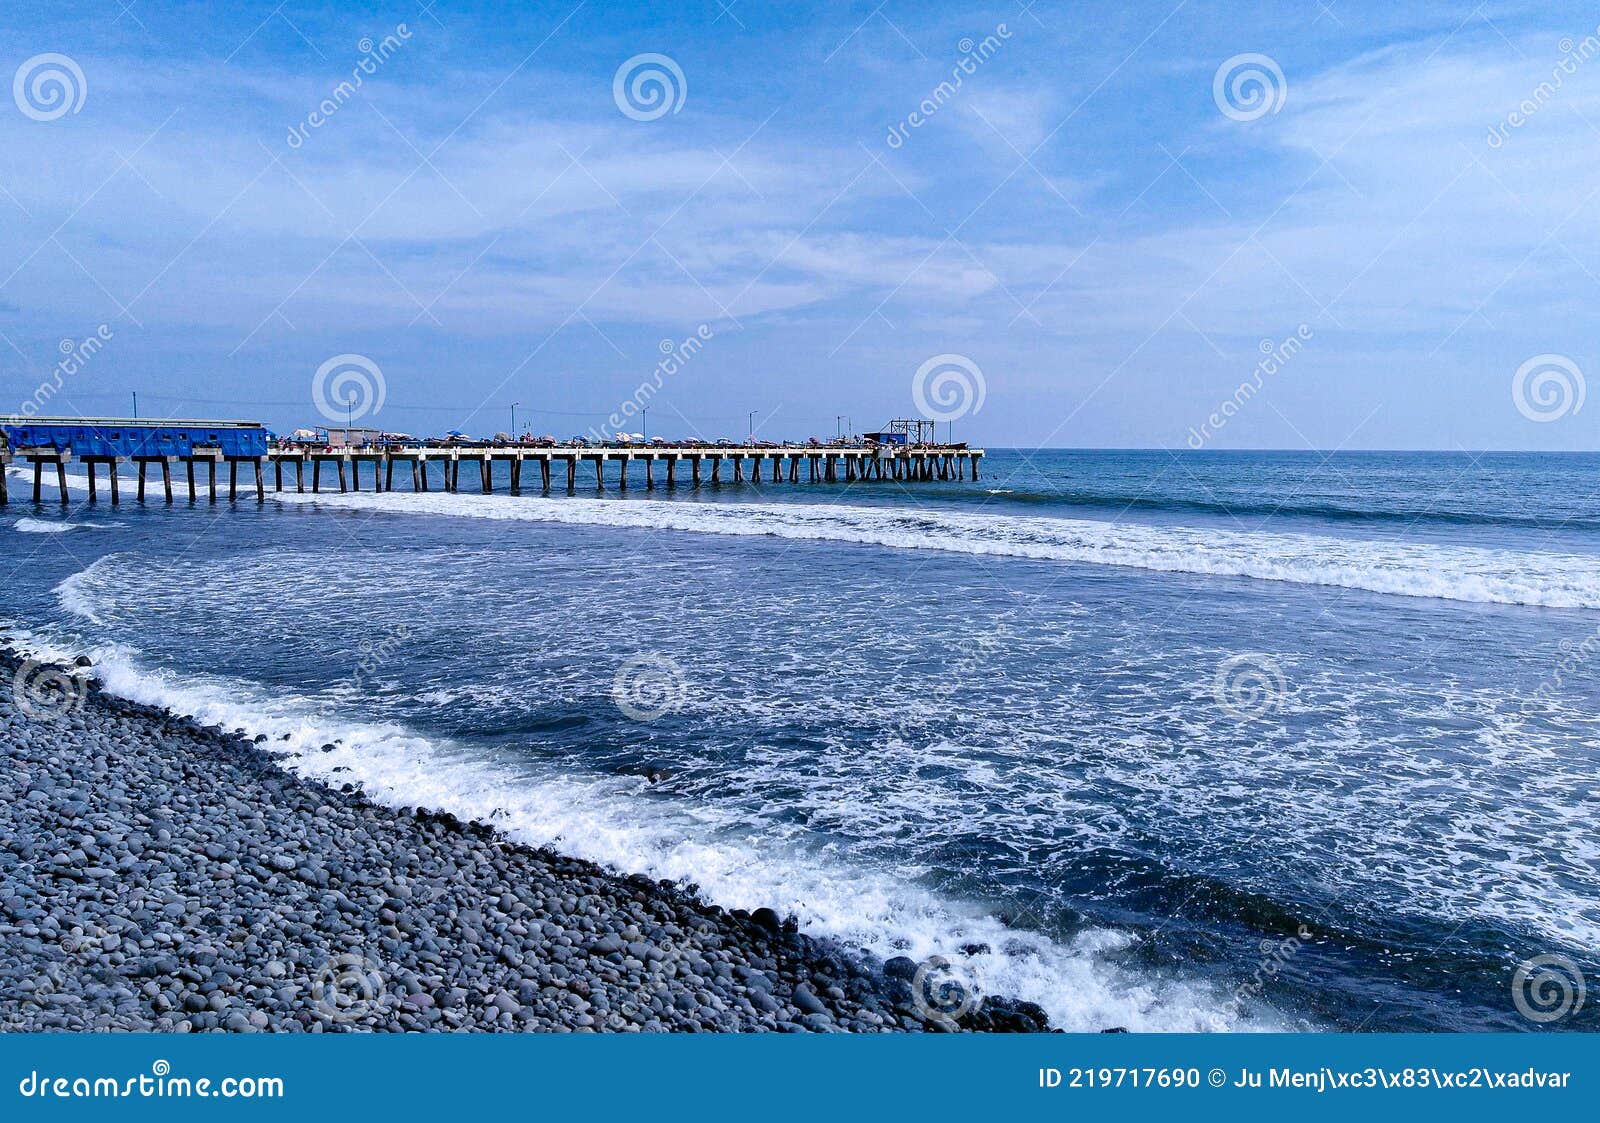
[1,444,983,504]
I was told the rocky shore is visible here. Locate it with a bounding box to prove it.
[0,648,1051,1033]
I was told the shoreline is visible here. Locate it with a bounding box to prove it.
[0,646,1052,1033]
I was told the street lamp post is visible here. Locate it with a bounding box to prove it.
[748,410,757,443]
[512,402,519,440]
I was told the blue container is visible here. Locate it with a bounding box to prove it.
[0,417,269,458]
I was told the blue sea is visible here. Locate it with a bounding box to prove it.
[3,450,1597,1032]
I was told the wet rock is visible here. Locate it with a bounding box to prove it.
[0,646,1050,1036]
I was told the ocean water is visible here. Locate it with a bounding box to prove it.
[3,449,1597,1032]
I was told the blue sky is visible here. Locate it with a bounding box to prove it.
[2,0,1599,448]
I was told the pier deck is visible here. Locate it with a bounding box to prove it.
[2,444,982,504]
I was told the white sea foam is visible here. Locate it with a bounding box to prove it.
[270,488,1600,609]
[3,621,1273,1033]
[10,516,121,533]
[12,517,76,533]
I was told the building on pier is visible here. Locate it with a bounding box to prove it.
[1,416,270,458]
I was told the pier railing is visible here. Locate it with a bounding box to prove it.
[1,443,982,505]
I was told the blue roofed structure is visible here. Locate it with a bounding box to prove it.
[0,416,270,459]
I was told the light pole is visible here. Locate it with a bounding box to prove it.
[511,402,519,439]
[748,410,757,443]
[641,406,648,442]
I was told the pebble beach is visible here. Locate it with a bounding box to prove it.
[0,647,1051,1034]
